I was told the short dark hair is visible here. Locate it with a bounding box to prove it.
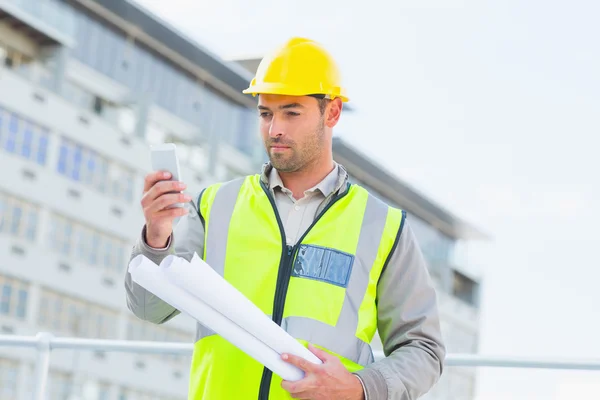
[309,94,330,115]
[317,98,330,115]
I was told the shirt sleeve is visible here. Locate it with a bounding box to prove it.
[124,191,206,324]
[354,219,446,399]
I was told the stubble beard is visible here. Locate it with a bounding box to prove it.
[268,119,325,173]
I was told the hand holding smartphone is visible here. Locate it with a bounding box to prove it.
[150,143,184,208]
[141,143,191,248]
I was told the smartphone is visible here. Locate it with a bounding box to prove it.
[150,143,184,208]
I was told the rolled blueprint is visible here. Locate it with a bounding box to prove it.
[128,254,305,381]
[161,253,322,365]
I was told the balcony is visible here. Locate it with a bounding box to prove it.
[0,0,76,48]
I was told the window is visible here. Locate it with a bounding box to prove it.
[47,213,129,273]
[16,289,27,319]
[9,205,21,236]
[88,305,117,339]
[61,219,73,255]
[108,165,136,202]
[0,274,29,320]
[38,289,118,339]
[97,158,109,193]
[198,87,220,144]
[6,113,18,153]
[102,239,113,270]
[452,270,479,307]
[67,303,81,333]
[71,144,83,181]
[56,137,136,202]
[0,284,10,314]
[89,231,100,265]
[25,207,38,241]
[0,106,50,165]
[123,170,135,201]
[409,214,454,275]
[53,296,63,331]
[0,191,40,241]
[21,122,33,158]
[48,370,73,400]
[233,107,258,156]
[71,11,92,65]
[0,358,19,400]
[58,138,90,183]
[84,151,96,186]
[37,130,49,165]
[96,313,105,338]
[38,292,49,326]
[58,141,68,174]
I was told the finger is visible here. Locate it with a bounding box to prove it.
[281,378,314,395]
[307,343,332,363]
[290,391,312,399]
[143,171,171,192]
[152,206,189,220]
[282,353,317,373]
[142,180,186,206]
[146,193,192,215]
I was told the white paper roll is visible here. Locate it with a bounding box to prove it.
[129,255,305,381]
[161,253,323,365]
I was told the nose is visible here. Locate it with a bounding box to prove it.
[268,115,284,138]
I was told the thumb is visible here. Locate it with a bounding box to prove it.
[308,343,332,363]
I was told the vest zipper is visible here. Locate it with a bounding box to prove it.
[257,181,350,400]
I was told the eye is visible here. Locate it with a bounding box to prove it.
[259,112,272,118]
[286,111,300,117]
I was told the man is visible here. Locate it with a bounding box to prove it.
[125,37,445,400]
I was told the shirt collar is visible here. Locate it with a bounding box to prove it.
[264,161,346,198]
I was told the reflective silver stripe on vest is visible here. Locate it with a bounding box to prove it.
[282,316,375,366]
[337,193,389,334]
[196,178,245,342]
[204,177,245,276]
[197,186,394,367]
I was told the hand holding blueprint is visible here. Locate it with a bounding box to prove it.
[128,253,322,381]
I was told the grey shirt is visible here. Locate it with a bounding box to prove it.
[269,162,340,246]
[124,162,446,400]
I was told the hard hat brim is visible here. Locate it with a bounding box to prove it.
[243,83,349,103]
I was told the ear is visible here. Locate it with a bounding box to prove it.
[325,98,343,128]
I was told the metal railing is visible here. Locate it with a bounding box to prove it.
[2,332,600,400]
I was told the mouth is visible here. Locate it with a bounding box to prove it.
[270,145,290,151]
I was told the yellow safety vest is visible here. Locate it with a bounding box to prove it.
[189,174,405,399]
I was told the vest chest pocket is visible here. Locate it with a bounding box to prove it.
[292,244,354,288]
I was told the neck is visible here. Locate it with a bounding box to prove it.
[278,158,335,200]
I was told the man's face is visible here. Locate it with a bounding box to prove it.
[258,94,327,173]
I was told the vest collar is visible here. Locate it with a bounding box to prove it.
[259,161,349,197]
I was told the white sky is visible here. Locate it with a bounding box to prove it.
[134,0,600,398]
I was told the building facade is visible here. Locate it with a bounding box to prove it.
[0,1,486,399]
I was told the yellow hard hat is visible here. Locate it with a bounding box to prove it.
[242,37,349,102]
